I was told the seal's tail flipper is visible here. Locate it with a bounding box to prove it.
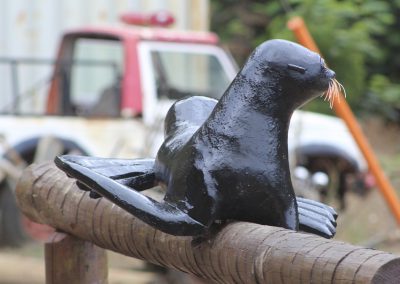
[55,155,207,236]
[56,155,156,198]
[56,155,156,190]
[296,197,337,239]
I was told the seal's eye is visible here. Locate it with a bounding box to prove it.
[287,64,306,74]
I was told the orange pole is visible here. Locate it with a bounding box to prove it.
[287,17,400,225]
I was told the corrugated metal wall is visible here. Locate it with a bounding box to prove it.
[0,0,209,58]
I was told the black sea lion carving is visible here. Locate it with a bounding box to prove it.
[55,39,338,238]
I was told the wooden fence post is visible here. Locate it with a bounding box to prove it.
[45,231,108,284]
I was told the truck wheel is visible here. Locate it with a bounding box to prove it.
[0,181,26,246]
[0,137,86,247]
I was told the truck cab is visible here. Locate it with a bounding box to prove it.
[43,25,237,156]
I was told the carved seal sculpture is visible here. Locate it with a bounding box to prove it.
[55,39,338,238]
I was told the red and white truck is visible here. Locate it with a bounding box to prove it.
[0,12,368,246]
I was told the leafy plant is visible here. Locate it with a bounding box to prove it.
[211,0,400,120]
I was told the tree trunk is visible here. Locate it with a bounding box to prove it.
[16,162,400,283]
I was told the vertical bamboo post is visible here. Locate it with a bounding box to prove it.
[45,232,108,284]
[287,16,400,225]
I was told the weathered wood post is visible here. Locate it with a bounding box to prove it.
[16,162,400,283]
[45,232,108,284]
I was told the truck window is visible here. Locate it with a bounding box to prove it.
[70,38,123,117]
[150,49,231,100]
[138,41,237,125]
[0,59,53,115]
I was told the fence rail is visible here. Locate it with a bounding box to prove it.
[16,162,400,283]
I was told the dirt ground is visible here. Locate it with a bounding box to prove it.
[1,116,400,283]
[334,117,400,254]
[0,242,164,284]
[0,243,200,284]
[0,247,155,284]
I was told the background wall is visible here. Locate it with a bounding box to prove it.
[0,0,209,58]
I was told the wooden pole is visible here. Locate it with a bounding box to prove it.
[287,16,400,225]
[45,232,108,284]
[16,162,400,283]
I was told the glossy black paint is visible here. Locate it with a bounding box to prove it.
[56,39,338,238]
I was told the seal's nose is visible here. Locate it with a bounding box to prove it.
[326,69,336,79]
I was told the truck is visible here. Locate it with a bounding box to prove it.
[0,11,370,246]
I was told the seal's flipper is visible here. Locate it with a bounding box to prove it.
[56,155,156,193]
[298,208,336,238]
[55,155,206,236]
[296,197,337,239]
[297,197,338,220]
[297,198,337,226]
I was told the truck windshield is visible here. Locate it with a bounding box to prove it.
[140,42,236,101]
[152,51,230,99]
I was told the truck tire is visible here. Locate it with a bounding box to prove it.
[0,181,26,247]
[0,136,88,247]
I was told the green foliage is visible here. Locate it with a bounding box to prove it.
[370,75,400,108]
[263,0,392,113]
[210,0,400,121]
[362,75,400,122]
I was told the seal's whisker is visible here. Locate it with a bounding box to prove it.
[335,78,347,98]
[322,81,332,103]
[323,81,334,108]
[322,78,346,109]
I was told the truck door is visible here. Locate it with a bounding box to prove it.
[50,35,124,117]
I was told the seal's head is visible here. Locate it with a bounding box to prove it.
[245,39,340,110]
